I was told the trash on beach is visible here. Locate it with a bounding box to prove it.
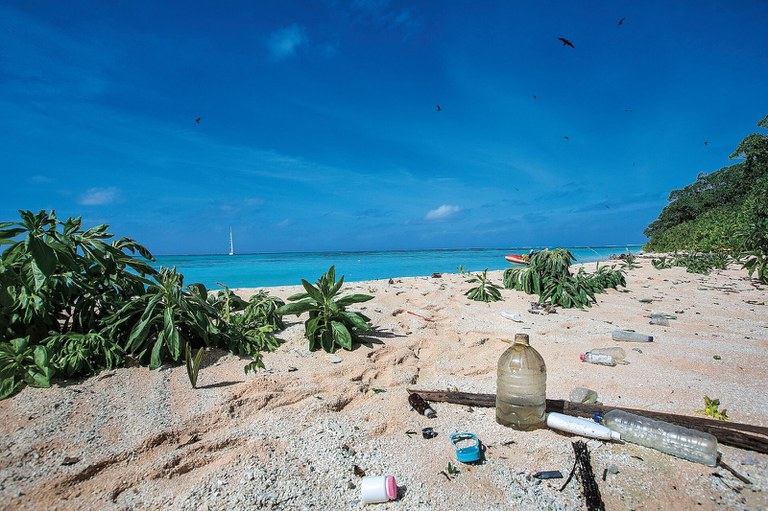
[431,272,442,278]
[534,470,564,480]
[580,352,616,366]
[529,302,557,315]
[408,392,437,418]
[546,412,620,441]
[650,311,677,320]
[451,432,483,464]
[587,347,628,364]
[612,330,654,342]
[563,441,605,509]
[649,316,670,326]
[569,387,599,404]
[406,310,434,322]
[422,427,437,439]
[602,409,718,466]
[500,310,523,322]
[360,475,398,504]
[61,456,80,466]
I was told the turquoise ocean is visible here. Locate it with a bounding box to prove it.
[153,245,644,290]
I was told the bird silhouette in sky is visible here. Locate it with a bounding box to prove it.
[558,37,574,48]
[533,95,538,100]
[704,141,709,145]
[563,136,570,140]
[195,117,201,124]
[624,109,633,112]
[618,17,626,25]
[436,104,441,111]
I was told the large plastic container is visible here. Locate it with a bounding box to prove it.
[496,333,547,430]
[361,475,398,504]
[603,409,718,466]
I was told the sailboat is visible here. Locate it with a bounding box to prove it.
[228,226,234,256]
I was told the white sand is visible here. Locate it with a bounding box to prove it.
[0,256,766,510]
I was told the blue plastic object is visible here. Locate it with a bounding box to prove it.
[593,412,604,423]
[450,432,481,463]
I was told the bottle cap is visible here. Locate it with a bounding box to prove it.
[514,333,530,345]
[385,476,397,500]
[579,353,586,362]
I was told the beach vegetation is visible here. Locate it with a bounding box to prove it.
[644,115,768,283]
[278,265,374,353]
[651,251,731,275]
[464,269,503,302]
[696,396,730,421]
[503,249,626,308]
[0,210,287,399]
[185,343,205,388]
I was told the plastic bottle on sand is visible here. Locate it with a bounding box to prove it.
[408,393,436,418]
[361,475,398,504]
[602,409,718,466]
[546,412,620,441]
[589,347,627,363]
[580,352,616,366]
[496,333,547,430]
[612,330,653,342]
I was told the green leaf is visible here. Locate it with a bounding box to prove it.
[331,321,352,350]
[336,294,374,306]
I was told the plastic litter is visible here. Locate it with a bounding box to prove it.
[496,333,547,430]
[546,412,620,441]
[361,475,398,504]
[612,330,654,342]
[451,432,482,463]
[500,310,523,322]
[422,427,437,439]
[569,387,598,404]
[534,470,563,479]
[588,347,628,364]
[580,352,616,366]
[603,409,718,466]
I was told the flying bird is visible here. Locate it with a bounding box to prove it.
[704,141,709,145]
[195,117,201,124]
[558,37,574,48]
[533,95,538,100]
[618,17,625,25]
[563,136,570,140]
[436,104,441,111]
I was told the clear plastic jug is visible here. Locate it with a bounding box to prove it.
[496,333,547,430]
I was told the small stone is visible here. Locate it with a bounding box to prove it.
[327,354,343,364]
[607,464,619,474]
[347,480,356,489]
[61,456,80,466]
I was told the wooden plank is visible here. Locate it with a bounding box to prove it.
[407,389,768,454]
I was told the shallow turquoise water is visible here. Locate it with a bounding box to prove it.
[153,245,643,290]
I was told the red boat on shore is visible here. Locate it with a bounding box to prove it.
[505,253,530,265]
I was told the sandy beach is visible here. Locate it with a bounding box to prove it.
[0,255,766,510]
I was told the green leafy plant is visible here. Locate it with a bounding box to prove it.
[457,265,467,275]
[278,266,374,353]
[0,210,289,399]
[0,338,53,399]
[503,249,625,308]
[696,396,730,421]
[464,269,503,302]
[447,462,459,476]
[185,343,205,388]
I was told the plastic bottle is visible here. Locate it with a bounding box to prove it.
[589,347,627,364]
[408,393,436,418]
[496,333,547,430]
[580,352,616,366]
[361,475,398,504]
[602,409,718,466]
[546,412,620,441]
[612,330,653,342]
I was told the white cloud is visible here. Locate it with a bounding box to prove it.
[267,24,308,60]
[79,187,118,205]
[425,204,461,221]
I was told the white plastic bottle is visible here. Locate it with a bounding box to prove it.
[603,409,718,466]
[580,352,616,366]
[612,330,653,342]
[546,412,620,441]
[361,475,398,504]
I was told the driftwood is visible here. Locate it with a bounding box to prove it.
[407,389,768,455]
[572,441,605,511]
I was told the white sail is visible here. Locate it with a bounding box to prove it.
[229,226,234,256]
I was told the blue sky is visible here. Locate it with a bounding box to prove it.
[2,1,766,255]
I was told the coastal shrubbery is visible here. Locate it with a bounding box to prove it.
[503,248,626,308]
[644,115,768,283]
[278,266,374,353]
[464,269,503,302]
[0,210,284,398]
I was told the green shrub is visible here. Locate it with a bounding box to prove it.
[465,269,503,302]
[278,266,373,353]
